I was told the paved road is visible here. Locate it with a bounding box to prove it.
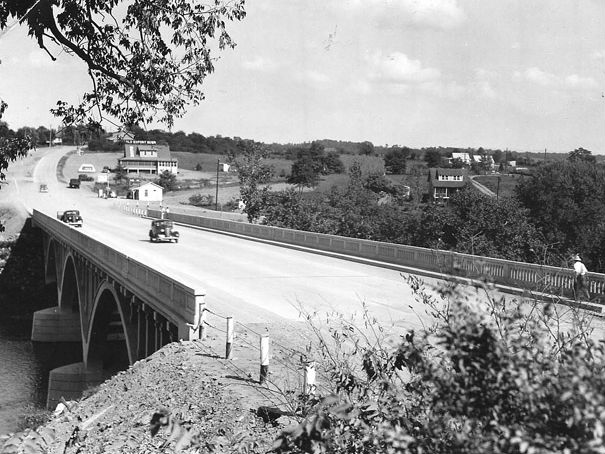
[7,147,459,334]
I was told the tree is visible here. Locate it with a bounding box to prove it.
[1,0,246,128]
[383,147,409,174]
[323,151,345,174]
[515,160,605,271]
[424,149,442,167]
[287,142,327,189]
[0,102,34,231]
[567,147,596,164]
[157,170,177,191]
[228,140,274,223]
[450,157,466,169]
[358,141,375,156]
[407,188,545,262]
[113,163,128,184]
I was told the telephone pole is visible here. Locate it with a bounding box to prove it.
[215,159,220,211]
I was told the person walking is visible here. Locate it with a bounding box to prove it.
[573,254,590,301]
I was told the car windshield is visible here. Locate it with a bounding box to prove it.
[154,220,172,228]
[65,211,79,216]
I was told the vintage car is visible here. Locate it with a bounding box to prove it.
[39,184,48,193]
[57,210,83,228]
[69,178,81,189]
[149,219,179,243]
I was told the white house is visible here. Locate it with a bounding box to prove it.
[130,182,163,202]
[219,162,231,172]
[451,152,471,165]
[119,140,178,175]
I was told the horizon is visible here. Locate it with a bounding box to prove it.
[1,1,604,154]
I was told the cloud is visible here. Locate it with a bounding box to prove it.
[342,0,465,30]
[399,0,466,29]
[367,51,441,84]
[296,70,331,87]
[514,67,598,90]
[591,50,605,61]
[241,56,279,72]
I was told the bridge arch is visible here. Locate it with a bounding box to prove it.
[44,238,58,285]
[59,253,81,315]
[86,283,132,374]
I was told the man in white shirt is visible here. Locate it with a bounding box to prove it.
[573,254,589,301]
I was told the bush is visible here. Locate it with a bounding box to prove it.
[274,279,604,454]
[188,193,214,207]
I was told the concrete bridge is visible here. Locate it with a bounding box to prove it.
[32,204,605,408]
[31,210,204,408]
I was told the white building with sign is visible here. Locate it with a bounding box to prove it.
[119,140,178,175]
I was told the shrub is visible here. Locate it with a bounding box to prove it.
[274,279,604,454]
[188,193,214,207]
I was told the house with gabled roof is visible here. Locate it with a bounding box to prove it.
[427,168,468,201]
[119,140,178,175]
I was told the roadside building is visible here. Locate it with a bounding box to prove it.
[119,140,178,175]
[129,182,163,202]
[427,167,468,201]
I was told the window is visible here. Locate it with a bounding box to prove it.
[435,187,448,198]
[144,190,148,197]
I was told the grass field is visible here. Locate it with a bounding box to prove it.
[473,174,528,198]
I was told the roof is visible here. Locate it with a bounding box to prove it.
[132,182,163,190]
[119,157,178,163]
[123,143,172,159]
[428,167,468,188]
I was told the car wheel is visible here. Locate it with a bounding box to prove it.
[174,238,179,243]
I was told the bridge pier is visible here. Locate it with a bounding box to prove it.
[47,361,104,409]
[31,306,81,342]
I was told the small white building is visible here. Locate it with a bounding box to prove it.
[130,182,163,202]
[219,162,231,172]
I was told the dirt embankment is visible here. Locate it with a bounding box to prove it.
[10,341,288,453]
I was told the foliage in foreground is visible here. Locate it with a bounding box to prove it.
[275,280,605,453]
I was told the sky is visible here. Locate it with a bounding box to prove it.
[0,0,604,153]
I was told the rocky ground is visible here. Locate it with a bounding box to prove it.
[1,339,300,453]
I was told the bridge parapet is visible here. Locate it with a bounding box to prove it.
[32,209,205,333]
[146,208,605,302]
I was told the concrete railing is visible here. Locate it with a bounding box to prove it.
[32,210,205,330]
[146,208,605,301]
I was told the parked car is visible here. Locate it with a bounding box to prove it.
[39,184,48,193]
[57,210,83,228]
[149,219,179,243]
[69,178,81,189]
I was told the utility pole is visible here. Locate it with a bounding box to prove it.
[544,147,547,162]
[49,125,53,147]
[215,159,220,211]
